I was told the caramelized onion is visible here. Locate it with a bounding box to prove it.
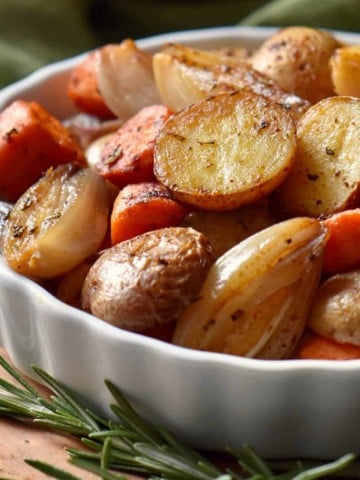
[97,39,162,121]
[173,217,328,359]
[63,113,123,149]
[153,44,309,120]
[2,164,110,278]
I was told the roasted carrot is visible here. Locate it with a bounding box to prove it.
[0,100,85,202]
[67,48,115,119]
[110,182,187,245]
[96,104,172,189]
[293,330,360,360]
[322,209,360,274]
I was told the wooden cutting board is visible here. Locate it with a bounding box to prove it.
[0,347,141,480]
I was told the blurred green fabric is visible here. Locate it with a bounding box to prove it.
[0,0,359,88]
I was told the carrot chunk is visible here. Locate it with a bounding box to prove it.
[96,104,172,189]
[293,331,360,360]
[67,48,115,119]
[0,100,85,202]
[322,209,360,274]
[110,182,187,245]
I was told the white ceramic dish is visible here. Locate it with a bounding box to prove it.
[1,26,360,460]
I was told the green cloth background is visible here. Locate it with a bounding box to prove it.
[0,0,359,88]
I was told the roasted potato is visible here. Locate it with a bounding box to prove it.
[153,43,309,121]
[154,89,296,211]
[173,217,327,359]
[182,205,275,259]
[81,227,213,331]
[330,44,360,97]
[308,270,360,346]
[250,26,341,103]
[276,96,360,218]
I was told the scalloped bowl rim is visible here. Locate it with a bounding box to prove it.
[1,256,360,374]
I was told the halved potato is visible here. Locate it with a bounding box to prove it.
[330,44,360,97]
[154,89,296,211]
[308,270,360,346]
[250,26,341,103]
[153,43,309,121]
[276,96,360,217]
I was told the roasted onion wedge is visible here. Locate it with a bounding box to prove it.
[85,132,116,169]
[308,270,360,346]
[97,39,162,121]
[173,217,328,359]
[2,164,110,278]
[153,44,309,120]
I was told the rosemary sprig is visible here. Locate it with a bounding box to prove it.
[0,354,358,480]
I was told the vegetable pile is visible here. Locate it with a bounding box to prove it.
[1,26,360,360]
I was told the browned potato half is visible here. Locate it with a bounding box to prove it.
[154,89,296,211]
[330,45,360,97]
[250,26,341,103]
[182,205,275,259]
[81,227,213,331]
[173,217,327,359]
[308,270,360,346]
[276,96,360,218]
[2,164,110,278]
[153,43,309,121]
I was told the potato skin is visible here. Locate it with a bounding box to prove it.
[81,227,213,331]
[250,26,341,103]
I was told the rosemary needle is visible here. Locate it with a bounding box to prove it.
[0,354,358,480]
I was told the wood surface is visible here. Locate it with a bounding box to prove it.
[0,347,141,480]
